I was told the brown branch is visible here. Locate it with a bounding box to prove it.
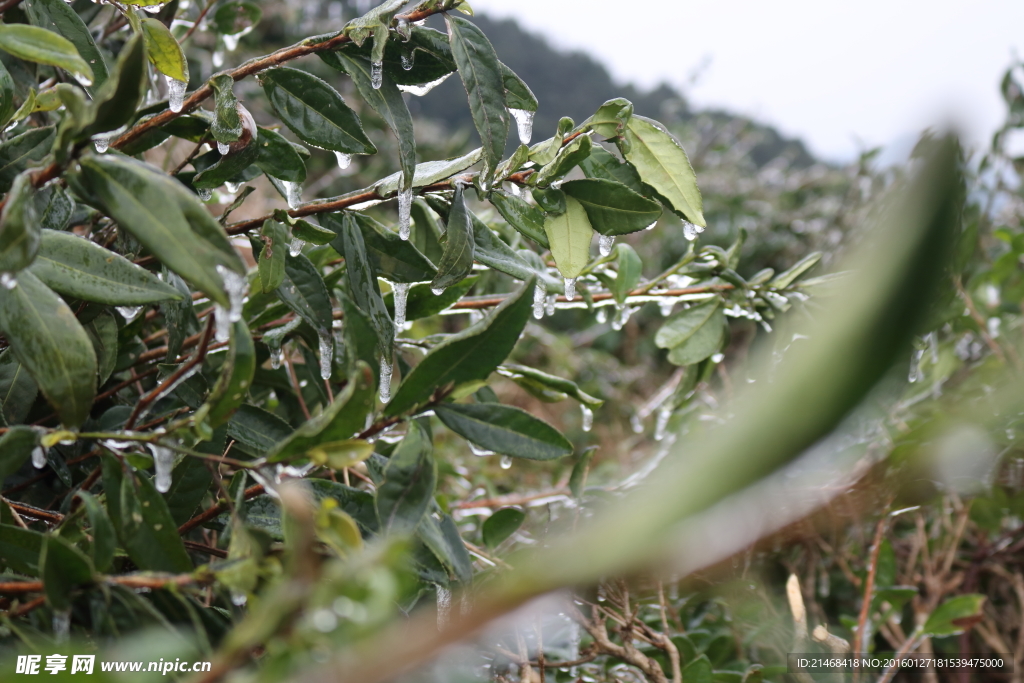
[853,514,889,659]
[183,540,228,558]
[181,0,217,43]
[4,595,45,618]
[178,483,265,535]
[3,500,63,525]
[0,0,24,14]
[0,570,215,596]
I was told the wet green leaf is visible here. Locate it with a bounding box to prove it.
[323,211,437,284]
[543,196,592,279]
[255,127,307,183]
[624,115,704,226]
[432,183,475,293]
[40,533,93,609]
[0,23,93,85]
[258,219,287,294]
[75,491,116,573]
[562,178,662,236]
[0,425,35,479]
[23,0,107,89]
[204,321,256,428]
[141,18,187,83]
[0,523,44,576]
[0,126,54,194]
[376,421,436,533]
[213,1,261,35]
[0,171,40,273]
[119,467,193,572]
[338,213,394,355]
[490,190,548,247]
[435,402,572,460]
[482,507,525,548]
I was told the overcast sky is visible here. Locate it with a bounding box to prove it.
[471,0,1024,162]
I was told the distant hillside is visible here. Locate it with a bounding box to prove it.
[412,14,816,168]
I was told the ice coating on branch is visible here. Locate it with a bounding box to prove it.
[630,413,644,434]
[682,220,703,241]
[53,609,71,643]
[93,135,110,153]
[166,76,187,112]
[289,238,305,257]
[397,188,413,240]
[150,443,175,493]
[469,442,495,456]
[270,346,284,370]
[545,294,555,317]
[563,277,576,301]
[31,445,47,469]
[198,188,213,201]
[397,73,452,96]
[318,330,334,380]
[334,151,352,170]
[598,234,615,258]
[379,357,393,403]
[142,2,164,12]
[371,60,383,89]
[116,305,143,320]
[532,283,545,319]
[436,585,451,630]
[500,455,513,469]
[282,180,301,209]
[392,282,411,329]
[654,406,671,441]
[580,404,593,432]
[214,265,246,343]
[401,53,414,70]
[509,108,534,145]
[217,141,231,155]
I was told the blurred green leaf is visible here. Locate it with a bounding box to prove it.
[40,534,93,610]
[482,507,525,549]
[0,23,93,85]
[141,18,187,83]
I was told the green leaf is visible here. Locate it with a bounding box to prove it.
[258,219,287,293]
[84,310,117,384]
[267,363,374,462]
[261,67,376,155]
[498,364,603,408]
[435,402,572,460]
[0,170,41,273]
[323,211,436,284]
[141,18,187,83]
[534,134,592,187]
[384,276,478,322]
[569,446,596,498]
[163,448,214,526]
[0,126,54,194]
[623,115,704,226]
[374,148,483,197]
[227,404,294,456]
[586,97,633,139]
[0,270,97,427]
[338,213,394,355]
[579,145,644,193]
[209,73,241,143]
[446,15,507,180]
[0,352,37,426]
[75,491,116,573]
[0,523,44,576]
[490,190,548,248]
[376,421,436,533]
[386,278,534,416]
[35,183,73,232]
[23,0,108,89]
[499,61,537,112]
[119,468,193,572]
[472,212,560,290]
[193,138,260,189]
[0,23,93,85]
[40,534,93,610]
[771,252,822,288]
[81,35,146,139]
[212,1,261,35]
[922,594,986,637]
[290,218,335,245]
[610,243,642,304]
[29,229,183,305]
[255,127,307,183]
[204,321,256,428]
[656,299,725,366]
[482,507,525,549]
[432,183,475,293]
[307,479,378,535]
[0,59,15,129]
[418,513,473,583]
[562,178,662,236]
[322,51,415,190]
[682,655,714,683]
[0,425,36,480]
[544,196,593,279]
[76,154,241,307]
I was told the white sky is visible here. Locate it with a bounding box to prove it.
[471,0,1024,162]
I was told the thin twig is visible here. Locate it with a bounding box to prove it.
[853,515,889,660]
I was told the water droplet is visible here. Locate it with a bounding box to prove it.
[469,442,495,457]
[150,443,174,493]
[509,183,521,197]
[644,221,657,231]
[563,277,577,301]
[282,180,302,209]
[598,234,615,258]
[630,413,644,434]
[223,32,241,52]
[682,220,703,241]
[595,306,608,324]
[509,108,535,145]
[500,455,513,469]
[401,53,414,70]
[225,181,241,194]
[198,188,213,201]
[532,283,546,319]
[711,352,724,363]
[545,294,556,317]
[165,75,186,112]
[213,265,247,342]
[654,407,671,441]
[212,50,225,68]
[580,404,593,432]
[397,73,452,96]
[397,188,413,240]
[116,305,143,320]
[289,238,305,257]
[435,585,451,629]
[371,60,383,89]
[908,348,924,383]
[318,330,334,380]
[392,282,410,329]
[92,135,110,153]
[217,141,230,155]
[431,285,445,296]
[659,298,675,316]
[379,357,393,403]
[31,445,47,469]
[53,609,70,643]
[270,346,283,370]
[0,273,16,290]
[334,151,352,170]
[231,591,248,606]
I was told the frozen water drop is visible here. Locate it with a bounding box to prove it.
[334,151,352,169]
[611,303,634,331]
[509,183,521,197]
[116,305,143,320]
[397,73,452,96]
[371,60,383,89]
[436,585,451,629]
[401,53,414,70]
[217,141,231,155]
[379,357,393,403]
[0,273,16,290]
[545,294,555,317]
[654,407,671,441]
[225,181,241,193]
[500,455,513,469]
[469,442,495,457]
[231,591,248,606]
[92,135,110,153]
[53,609,70,644]
[270,346,283,370]
[397,188,413,240]
[142,2,163,13]
[396,17,412,41]
[198,188,213,201]
[214,305,231,342]
[31,445,47,469]
[630,413,644,434]
[150,443,174,493]
[598,234,615,257]
[289,238,305,257]
[166,76,187,112]
[682,220,703,241]
[580,404,593,432]
[431,285,445,296]
[223,32,241,52]
[509,108,534,145]
[532,283,545,319]
[563,277,577,301]
[318,330,334,380]
[212,50,225,68]
[659,298,675,316]
[392,282,410,329]
[282,180,302,209]
[711,352,724,363]
[595,306,608,324]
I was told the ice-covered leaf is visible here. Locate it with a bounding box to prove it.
[23,0,108,89]
[624,115,704,226]
[0,126,54,194]
[490,190,548,248]
[0,23,93,85]
[376,421,436,533]
[435,402,572,460]
[276,251,333,335]
[562,178,662,236]
[323,211,436,284]
[255,127,307,183]
[656,299,725,366]
[543,196,592,279]
[338,213,394,355]
[0,171,41,273]
[141,18,187,83]
[431,183,475,293]
[40,534,93,610]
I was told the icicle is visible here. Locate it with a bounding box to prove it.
[289,238,305,257]
[318,330,334,380]
[509,183,521,197]
[431,285,446,296]
[682,220,703,241]
[165,76,186,112]
[500,455,513,469]
[630,413,644,434]
[217,141,231,155]
[116,305,143,320]
[213,265,246,343]
[598,234,615,258]
[392,282,411,329]
[595,306,608,324]
[580,404,593,432]
[396,17,412,41]
[545,294,555,317]
[435,585,451,630]
[223,33,241,52]
[397,188,413,240]
[654,407,671,441]
[214,305,231,342]
[711,352,724,363]
[469,442,495,457]
[225,181,241,193]
[908,349,924,383]
[334,151,352,170]
[401,53,414,70]
[282,180,302,209]
[92,135,110,153]
[532,283,546,319]
[53,609,71,644]
[212,50,225,68]
[198,188,213,201]
[563,277,577,301]
[509,108,535,145]
[371,60,383,89]
[150,443,175,493]
[270,347,284,370]
[397,73,452,96]
[659,299,675,316]
[31,445,47,469]
[379,357,393,403]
